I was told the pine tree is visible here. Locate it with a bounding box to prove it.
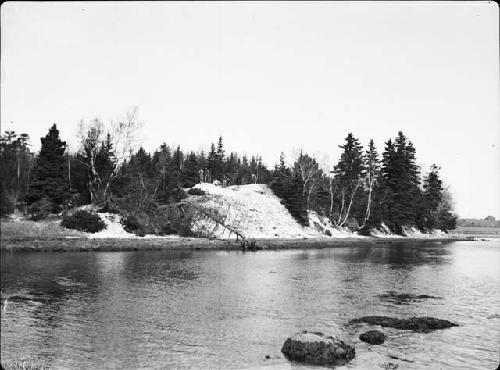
[25,124,70,213]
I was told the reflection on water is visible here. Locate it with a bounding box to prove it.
[1,241,499,369]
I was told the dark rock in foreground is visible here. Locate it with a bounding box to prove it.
[359,330,385,344]
[281,330,355,366]
[378,291,440,304]
[349,316,458,333]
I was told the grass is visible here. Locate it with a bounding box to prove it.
[0,219,86,241]
[1,361,48,370]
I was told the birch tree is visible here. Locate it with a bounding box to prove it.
[361,139,380,228]
[78,107,142,204]
[293,151,321,208]
[333,133,364,227]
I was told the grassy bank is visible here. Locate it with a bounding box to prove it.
[1,219,85,241]
[0,219,477,253]
[0,234,473,253]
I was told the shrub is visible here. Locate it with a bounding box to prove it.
[61,210,106,233]
[97,202,120,214]
[0,188,15,217]
[27,198,52,221]
[121,214,146,237]
[187,188,206,196]
[169,187,188,203]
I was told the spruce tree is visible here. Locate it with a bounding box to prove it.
[207,143,217,182]
[181,152,200,188]
[421,164,443,229]
[26,124,70,213]
[152,143,172,204]
[380,131,420,233]
[216,136,225,180]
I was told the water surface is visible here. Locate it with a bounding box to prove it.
[1,240,499,369]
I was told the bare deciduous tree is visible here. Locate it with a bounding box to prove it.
[361,140,380,229]
[293,151,321,208]
[77,106,142,204]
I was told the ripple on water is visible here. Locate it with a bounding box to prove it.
[1,241,499,369]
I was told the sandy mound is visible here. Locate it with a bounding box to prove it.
[186,183,355,239]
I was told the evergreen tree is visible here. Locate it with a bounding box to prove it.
[207,143,217,182]
[333,133,364,226]
[420,164,443,229]
[225,152,239,185]
[278,152,288,175]
[215,135,225,180]
[238,155,253,184]
[152,143,172,204]
[270,170,309,226]
[361,139,380,229]
[181,151,200,188]
[380,131,420,233]
[168,146,184,187]
[25,124,70,213]
[69,153,91,205]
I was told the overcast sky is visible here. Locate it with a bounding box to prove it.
[1,1,499,218]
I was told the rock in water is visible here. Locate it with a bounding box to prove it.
[359,330,385,345]
[349,316,458,333]
[378,291,440,304]
[281,330,355,366]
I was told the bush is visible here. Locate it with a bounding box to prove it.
[169,187,188,203]
[121,214,146,237]
[27,198,52,221]
[0,188,15,217]
[187,188,206,196]
[97,202,120,214]
[61,210,106,233]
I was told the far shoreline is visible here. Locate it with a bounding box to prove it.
[0,235,480,253]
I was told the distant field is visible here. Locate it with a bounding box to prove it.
[451,226,500,236]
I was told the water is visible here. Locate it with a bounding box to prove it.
[1,240,499,369]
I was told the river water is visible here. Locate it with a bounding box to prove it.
[1,240,499,369]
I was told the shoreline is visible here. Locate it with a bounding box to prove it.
[0,235,477,253]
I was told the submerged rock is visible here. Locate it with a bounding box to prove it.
[380,363,399,370]
[378,291,440,304]
[349,316,458,333]
[281,330,355,366]
[359,330,385,345]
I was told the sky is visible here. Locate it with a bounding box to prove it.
[1,1,499,219]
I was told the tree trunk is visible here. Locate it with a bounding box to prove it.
[337,189,345,226]
[361,179,374,229]
[339,179,361,227]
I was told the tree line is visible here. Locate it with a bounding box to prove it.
[0,110,457,233]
